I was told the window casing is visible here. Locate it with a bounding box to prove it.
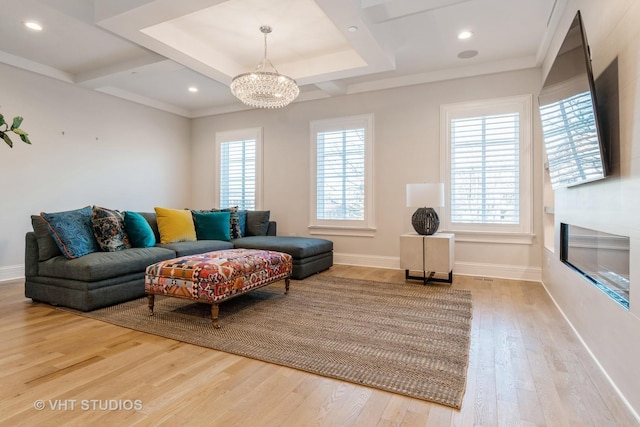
[214,128,262,210]
[440,95,533,243]
[310,114,375,236]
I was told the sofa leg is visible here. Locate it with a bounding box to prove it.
[284,278,290,295]
[147,294,155,316]
[211,304,220,329]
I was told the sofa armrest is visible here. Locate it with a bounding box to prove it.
[25,232,39,277]
[267,221,276,236]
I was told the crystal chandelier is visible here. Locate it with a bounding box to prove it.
[230,26,300,109]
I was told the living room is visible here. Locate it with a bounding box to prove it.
[1,0,639,425]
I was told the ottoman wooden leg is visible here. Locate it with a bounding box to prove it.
[211,303,220,329]
[147,294,155,316]
[285,278,290,294]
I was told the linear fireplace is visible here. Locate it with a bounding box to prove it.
[560,223,630,309]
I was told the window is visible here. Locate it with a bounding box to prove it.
[310,114,374,236]
[214,128,262,210]
[440,95,532,243]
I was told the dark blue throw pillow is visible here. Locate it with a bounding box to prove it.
[124,211,156,248]
[41,206,100,259]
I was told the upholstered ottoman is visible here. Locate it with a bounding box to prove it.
[144,248,292,328]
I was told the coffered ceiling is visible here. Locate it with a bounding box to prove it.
[0,0,566,117]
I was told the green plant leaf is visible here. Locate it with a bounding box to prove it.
[12,128,27,136]
[2,132,13,148]
[0,114,5,127]
[20,133,31,144]
[11,116,23,130]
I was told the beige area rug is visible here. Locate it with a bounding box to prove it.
[58,276,472,409]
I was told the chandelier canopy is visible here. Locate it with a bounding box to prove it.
[230,26,300,109]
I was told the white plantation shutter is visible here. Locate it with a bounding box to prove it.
[215,128,262,211]
[220,139,256,210]
[440,95,532,241]
[450,113,519,224]
[316,129,365,220]
[310,115,375,236]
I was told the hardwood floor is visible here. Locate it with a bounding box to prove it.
[1,266,637,426]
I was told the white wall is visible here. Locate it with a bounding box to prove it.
[541,0,640,418]
[0,63,191,279]
[192,68,544,279]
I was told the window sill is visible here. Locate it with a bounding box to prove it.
[308,225,376,237]
[441,230,535,245]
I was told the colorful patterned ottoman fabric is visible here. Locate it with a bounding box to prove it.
[145,249,292,303]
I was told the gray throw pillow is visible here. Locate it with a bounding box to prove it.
[31,215,63,261]
[245,210,270,236]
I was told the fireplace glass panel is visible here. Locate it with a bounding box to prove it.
[561,223,630,309]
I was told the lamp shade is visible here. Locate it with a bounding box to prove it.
[406,183,444,208]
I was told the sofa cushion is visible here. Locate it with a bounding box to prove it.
[41,206,100,259]
[31,215,63,261]
[92,206,131,252]
[158,240,234,257]
[37,247,175,282]
[232,236,333,259]
[124,211,156,248]
[191,211,231,241]
[245,210,271,236]
[154,207,197,244]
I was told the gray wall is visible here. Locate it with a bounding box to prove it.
[0,62,192,278]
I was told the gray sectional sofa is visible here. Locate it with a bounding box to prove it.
[25,212,332,311]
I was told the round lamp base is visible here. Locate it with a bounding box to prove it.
[411,207,440,235]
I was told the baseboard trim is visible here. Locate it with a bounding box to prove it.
[540,280,640,424]
[454,261,541,282]
[0,264,24,283]
[332,254,541,282]
[333,253,398,270]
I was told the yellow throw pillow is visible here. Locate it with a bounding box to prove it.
[154,207,197,244]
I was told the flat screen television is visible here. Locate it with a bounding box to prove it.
[539,10,608,189]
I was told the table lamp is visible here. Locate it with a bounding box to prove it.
[406,183,444,235]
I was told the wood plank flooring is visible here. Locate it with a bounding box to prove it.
[1,266,638,426]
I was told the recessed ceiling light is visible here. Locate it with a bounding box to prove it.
[347,26,358,33]
[188,87,198,93]
[24,21,43,31]
[458,30,472,40]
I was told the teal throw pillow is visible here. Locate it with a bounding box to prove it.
[124,211,156,248]
[192,211,231,241]
[237,210,247,237]
[205,206,241,238]
[41,206,100,259]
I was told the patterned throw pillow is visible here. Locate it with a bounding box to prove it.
[91,206,131,252]
[124,211,156,248]
[41,206,100,259]
[154,207,197,244]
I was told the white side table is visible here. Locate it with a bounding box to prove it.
[400,232,454,284]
